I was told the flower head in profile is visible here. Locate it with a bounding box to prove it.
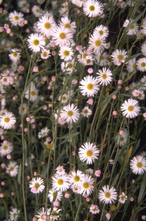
[130,155,146,175]
[78,142,99,164]
[99,185,117,204]
[121,98,140,118]
[29,177,45,194]
[79,75,99,97]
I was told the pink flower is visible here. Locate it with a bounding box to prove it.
[106,213,111,220]
[94,170,101,177]
[87,98,93,105]
[33,66,39,72]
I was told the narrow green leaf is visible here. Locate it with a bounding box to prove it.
[137,173,146,204]
[17,163,22,184]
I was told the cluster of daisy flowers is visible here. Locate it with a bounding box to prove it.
[1,0,146,220]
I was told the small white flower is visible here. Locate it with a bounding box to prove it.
[137,58,146,72]
[61,103,80,124]
[29,177,45,194]
[121,98,140,118]
[96,67,113,86]
[27,33,45,53]
[0,111,16,129]
[78,142,99,164]
[99,185,117,204]
[119,192,127,204]
[130,155,146,175]
[79,75,99,97]
[83,0,103,17]
[7,161,19,177]
[111,49,127,66]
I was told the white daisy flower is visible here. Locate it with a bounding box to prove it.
[69,170,84,186]
[0,141,13,156]
[37,12,56,38]
[18,103,28,115]
[141,41,146,56]
[78,142,99,164]
[81,106,92,117]
[61,60,75,74]
[8,11,24,26]
[77,49,93,65]
[119,192,127,204]
[59,45,74,61]
[35,207,50,221]
[89,204,100,214]
[89,33,105,53]
[7,161,19,177]
[0,111,16,129]
[29,177,45,194]
[123,19,139,35]
[52,173,70,193]
[94,51,109,66]
[121,98,140,118]
[115,129,128,147]
[126,58,137,73]
[27,33,45,53]
[9,49,21,63]
[130,155,146,175]
[83,0,103,17]
[96,67,113,86]
[99,185,117,204]
[48,188,63,202]
[137,58,146,72]
[32,5,42,17]
[38,127,50,139]
[18,0,30,13]
[25,82,38,102]
[0,75,9,86]
[49,207,61,221]
[9,208,20,221]
[137,90,145,100]
[41,49,51,59]
[52,25,73,46]
[60,16,76,33]
[93,25,109,39]
[61,103,80,124]
[71,0,84,7]
[79,75,99,97]
[79,174,94,196]
[111,49,127,66]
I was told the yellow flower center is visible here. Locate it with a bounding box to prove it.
[141,62,146,67]
[57,179,63,185]
[83,53,87,59]
[105,192,111,198]
[133,63,137,69]
[87,83,93,90]
[95,40,101,47]
[44,22,51,29]
[130,25,135,30]
[86,150,93,157]
[59,32,66,39]
[46,143,52,149]
[86,59,91,64]
[14,15,19,20]
[3,78,7,82]
[33,39,39,46]
[102,74,107,79]
[89,5,95,11]
[65,23,71,28]
[99,30,104,35]
[84,110,88,114]
[34,182,40,188]
[67,63,73,68]
[3,145,8,150]
[43,52,48,57]
[120,137,124,142]
[74,175,80,182]
[63,50,69,56]
[128,105,134,112]
[62,96,67,101]
[9,166,14,171]
[137,162,143,168]
[67,110,73,117]
[4,117,10,123]
[121,196,125,201]
[100,55,104,60]
[13,52,18,57]
[118,54,124,61]
[30,91,36,96]
[83,182,89,189]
